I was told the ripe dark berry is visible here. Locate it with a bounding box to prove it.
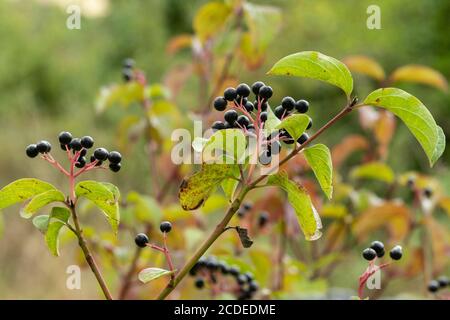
[307,118,313,130]
[428,280,439,293]
[244,101,254,112]
[80,149,87,157]
[280,130,294,144]
[90,155,103,166]
[237,115,250,128]
[195,278,205,289]
[60,144,69,151]
[258,86,273,100]
[260,112,268,122]
[295,99,309,113]
[109,163,121,172]
[274,105,285,119]
[260,101,268,111]
[423,187,433,198]
[229,266,240,277]
[236,96,248,106]
[258,211,269,227]
[237,209,246,218]
[219,262,230,275]
[108,151,122,164]
[206,258,219,271]
[75,156,86,168]
[259,150,272,165]
[80,136,94,149]
[437,276,449,288]
[160,221,172,233]
[58,131,72,145]
[362,248,377,261]
[213,96,227,111]
[269,141,281,155]
[243,272,254,282]
[70,138,82,151]
[237,274,247,285]
[212,121,226,131]
[406,177,415,188]
[248,280,259,292]
[197,257,207,268]
[236,83,251,97]
[36,140,51,154]
[123,58,135,69]
[224,109,238,124]
[297,133,309,144]
[26,144,39,158]
[281,96,296,111]
[122,68,133,82]
[224,87,237,101]
[94,148,109,161]
[134,233,149,248]
[389,245,403,260]
[370,241,385,258]
[243,202,252,211]
[251,81,265,95]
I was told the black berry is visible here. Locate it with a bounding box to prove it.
[274,105,285,119]
[280,130,294,144]
[237,274,247,285]
[362,248,377,261]
[26,144,39,158]
[259,150,272,165]
[244,101,254,112]
[389,245,403,260]
[123,58,135,69]
[36,140,51,154]
[224,87,237,101]
[260,101,268,111]
[134,233,149,248]
[160,221,172,233]
[307,118,313,130]
[251,81,265,95]
[243,202,252,211]
[237,115,250,128]
[108,151,122,164]
[90,155,103,166]
[224,109,238,124]
[269,141,281,155]
[260,112,268,122]
[258,211,269,227]
[297,133,309,144]
[437,276,449,288]
[80,136,94,149]
[75,156,86,168]
[212,121,226,131]
[195,278,205,289]
[94,148,109,161]
[60,144,69,151]
[295,99,309,113]
[243,272,254,282]
[423,187,433,198]
[206,258,219,271]
[70,138,82,151]
[109,163,121,172]
[229,266,240,277]
[258,86,273,100]
[281,96,295,111]
[248,280,259,292]
[236,83,251,97]
[58,131,72,145]
[122,68,133,82]
[370,241,385,258]
[213,97,227,111]
[428,280,439,293]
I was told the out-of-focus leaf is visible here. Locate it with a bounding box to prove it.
[116,115,142,151]
[323,222,347,252]
[321,204,348,219]
[193,2,232,42]
[425,216,450,272]
[342,55,385,81]
[350,162,395,183]
[166,34,193,55]
[96,82,144,113]
[267,171,322,241]
[363,88,445,166]
[202,194,228,214]
[163,64,193,97]
[438,197,450,218]
[235,226,253,248]
[374,110,396,160]
[331,135,369,168]
[179,164,233,210]
[352,203,412,242]
[138,267,175,284]
[303,144,333,199]
[268,51,354,97]
[127,191,163,225]
[239,33,265,70]
[221,165,240,201]
[389,65,448,92]
[20,189,65,218]
[275,114,310,141]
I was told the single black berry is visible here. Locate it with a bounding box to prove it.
[260,101,268,111]
[406,177,415,188]
[58,131,72,145]
[75,156,86,168]
[437,276,449,288]
[122,68,133,82]
[251,81,265,95]
[237,274,247,285]
[206,258,219,271]
[259,150,272,165]
[295,99,309,113]
[70,138,82,151]
[237,115,250,128]
[197,257,207,268]
[258,86,273,100]
[224,87,237,101]
[281,96,296,111]
[123,58,135,69]
[389,245,403,260]
[280,130,294,144]
[224,109,238,124]
[36,140,51,154]
[236,83,251,97]
[237,209,246,218]
[274,105,285,119]
[213,96,227,111]
[428,280,439,293]
[160,221,172,233]
[258,211,269,227]
[219,262,230,275]
[134,233,149,248]
[362,248,377,261]
[195,278,205,289]
[423,187,433,198]
[80,136,94,149]
[229,266,240,277]
[90,155,103,166]
[80,149,87,157]
[370,241,385,258]
[248,280,259,292]
[297,133,309,144]
[243,272,254,282]
[108,151,122,164]
[260,112,268,122]
[212,121,226,131]
[235,96,247,106]
[244,101,254,112]
[94,148,109,161]
[109,163,121,172]
[26,144,39,158]
[60,144,69,151]
[307,118,313,130]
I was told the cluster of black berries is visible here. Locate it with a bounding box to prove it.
[189,256,259,300]
[236,202,269,228]
[26,132,122,173]
[134,221,172,248]
[362,241,403,261]
[428,276,449,293]
[122,58,135,82]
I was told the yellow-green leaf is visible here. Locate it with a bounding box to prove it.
[342,55,385,81]
[179,164,233,210]
[202,129,247,163]
[96,82,145,113]
[275,114,310,141]
[267,171,322,240]
[389,65,448,92]
[193,2,232,42]
[303,144,333,199]
[21,189,65,218]
[32,215,50,233]
[268,51,353,97]
[350,162,394,183]
[45,207,71,256]
[138,267,176,284]
[363,88,445,166]
[127,191,163,225]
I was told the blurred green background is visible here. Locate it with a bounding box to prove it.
[0,0,448,299]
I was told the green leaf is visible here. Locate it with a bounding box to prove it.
[179,164,233,210]
[138,267,176,284]
[75,181,120,233]
[264,104,281,133]
[275,114,310,141]
[32,215,50,233]
[45,207,70,256]
[193,2,232,42]
[363,88,445,166]
[303,144,333,199]
[21,189,65,218]
[268,51,354,97]
[267,171,322,240]
[96,82,145,113]
[127,191,163,225]
[350,162,395,183]
[0,178,59,210]
[221,165,241,201]
[202,129,247,163]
